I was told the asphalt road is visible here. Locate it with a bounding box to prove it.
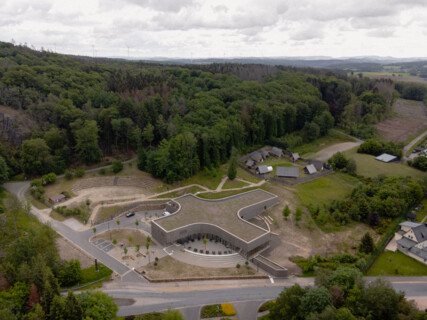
[106,277,427,318]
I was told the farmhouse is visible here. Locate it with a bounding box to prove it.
[395,221,427,265]
[245,159,255,169]
[256,165,273,174]
[48,194,66,205]
[309,159,324,171]
[270,147,283,158]
[260,150,269,159]
[151,189,278,255]
[276,166,299,179]
[291,152,300,162]
[250,151,263,163]
[304,164,317,175]
[376,153,397,163]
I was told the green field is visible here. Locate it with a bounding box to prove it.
[293,130,355,158]
[164,165,227,191]
[296,172,360,207]
[222,179,250,189]
[368,251,427,276]
[343,147,422,179]
[157,185,205,198]
[197,187,259,200]
[96,205,124,221]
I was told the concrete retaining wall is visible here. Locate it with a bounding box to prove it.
[252,255,288,278]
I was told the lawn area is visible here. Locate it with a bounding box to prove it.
[50,210,66,221]
[160,165,227,191]
[93,228,154,247]
[236,167,260,183]
[156,185,205,198]
[222,179,250,189]
[368,250,427,276]
[63,263,113,290]
[292,130,355,158]
[96,205,124,222]
[343,147,422,179]
[296,172,360,207]
[415,199,427,223]
[197,187,259,200]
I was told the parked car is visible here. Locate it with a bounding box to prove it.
[126,212,135,218]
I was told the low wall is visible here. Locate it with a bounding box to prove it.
[270,168,333,186]
[252,255,288,278]
[141,274,269,283]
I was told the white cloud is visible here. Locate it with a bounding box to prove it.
[0,0,425,58]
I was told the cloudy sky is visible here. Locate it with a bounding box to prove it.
[1,0,427,59]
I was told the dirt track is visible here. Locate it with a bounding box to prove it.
[314,142,362,161]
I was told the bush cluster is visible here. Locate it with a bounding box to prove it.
[357,139,402,157]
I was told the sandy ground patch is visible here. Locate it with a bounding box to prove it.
[62,218,85,231]
[376,118,426,143]
[56,237,94,269]
[376,99,427,143]
[314,142,361,161]
[141,256,262,279]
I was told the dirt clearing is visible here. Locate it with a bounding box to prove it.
[56,237,94,268]
[376,99,427,143]
[314,142,361,161]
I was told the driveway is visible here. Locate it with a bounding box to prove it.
[314,142,361,162]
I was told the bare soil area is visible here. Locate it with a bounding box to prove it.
[92,229,153,247]
[142,256,262,279]
[376,118,426,143]
[314,142,361,161]
[376,99,427,143]
[56,237,93,268]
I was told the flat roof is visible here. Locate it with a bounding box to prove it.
[376,153,397,163]
[154,189,276,242]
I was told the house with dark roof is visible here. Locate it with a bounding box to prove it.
[304,164,317,175]
[246,159,255,169]
[395,221,427,265]
[309,159,324,171]
[291,152,300,162]
[277,166,299,179]
[260,150,270,160]
[256,165,273,174]
[270,147,283,158]
[250,151,263,163]
[49,194,66,205]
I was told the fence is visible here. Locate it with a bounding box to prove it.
[270,169,334,186]
[361,217,404,274]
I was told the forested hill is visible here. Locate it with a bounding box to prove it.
[0,41,396,183]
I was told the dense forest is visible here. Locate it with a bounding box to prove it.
[0,41,418,183]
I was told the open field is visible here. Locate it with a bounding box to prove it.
[368,251,427,276]
[56,237,93,268]
[343,147,422,179]
[197,186,260,200]
[361,73,427,85]
[143,256,259,279]
[296,172,360,208]
[292,130,355,158]
[92,229,153,247]
[236,167,260,183]
[97,205,124,221]
[222,179,250,189]
[376,99,427,143]
[160,165,228,191]
[156,185,205,198]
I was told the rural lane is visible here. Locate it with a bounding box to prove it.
[403,130,427,162]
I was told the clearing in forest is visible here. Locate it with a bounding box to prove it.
[376,99,427,143]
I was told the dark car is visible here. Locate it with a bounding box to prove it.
[126,212,135,218]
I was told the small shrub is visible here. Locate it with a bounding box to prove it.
[112,239,117,245]
[236,264,241,269]
[112,160,123,174]
[221,303,236,316]
[75,167,85,178]
[99,168,106,175]
[64,169,73,180]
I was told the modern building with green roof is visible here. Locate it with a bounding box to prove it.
[151,189,278,255]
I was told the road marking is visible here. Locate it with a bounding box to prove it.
[269,276,274,284]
